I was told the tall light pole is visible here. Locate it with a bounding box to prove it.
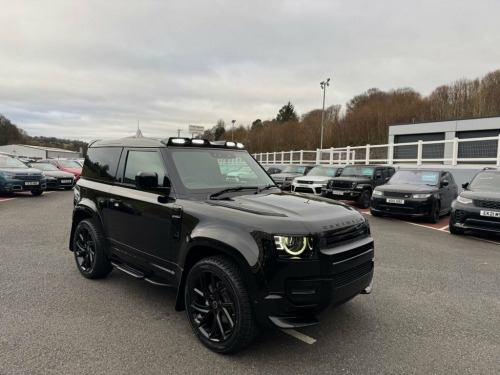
[231,119,236,141]
[177,128,183,137]
[320,78,330,158]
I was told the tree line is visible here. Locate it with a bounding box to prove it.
[204,69,500,153]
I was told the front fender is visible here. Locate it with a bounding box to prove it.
[69,198,103,251]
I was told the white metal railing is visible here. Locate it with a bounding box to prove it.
[253,135,500,166]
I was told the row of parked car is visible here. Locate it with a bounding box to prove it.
[269,163,500,237]
[0,153,83,196]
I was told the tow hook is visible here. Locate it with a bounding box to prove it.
[361,281,373,294]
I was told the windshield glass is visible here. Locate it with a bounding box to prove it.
[171,149,274,190]
[340,166,375,177]
[469,171,500,192]
[0,156,28,169]
[282,165,307,174]
[58,160,81,168]
[389,170,439,185]
[31,163,59,171]
[306,166,339,177]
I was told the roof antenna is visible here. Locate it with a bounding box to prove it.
[135,120,143,138]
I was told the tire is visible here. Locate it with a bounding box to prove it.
[427,200,441,223]
[449,215,464,235]
[356,190,371,209]
[73,219,112,279]
[31,190,43,196]
[184,256,259,354]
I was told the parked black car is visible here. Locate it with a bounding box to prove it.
[70,137,374,353]
[370,169,458,223]
[0,154,46,196]
[449,167,500,235]
[271,164,316,190]
[28,163,75,190]
[266,167,282,175]
[322,165,395,208]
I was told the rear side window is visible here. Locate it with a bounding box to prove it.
[123,150,165,186]
[83,147,122,183]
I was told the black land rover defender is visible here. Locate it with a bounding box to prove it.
[322,165,395,208]
[70,136,374,353]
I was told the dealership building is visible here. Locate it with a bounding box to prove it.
[0,144,81,160]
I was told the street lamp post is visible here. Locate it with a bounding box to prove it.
[320,78,330,160]
[231,119,236,141]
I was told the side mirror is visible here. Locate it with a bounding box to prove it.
[441,180,449,187]
[462,182,469,189]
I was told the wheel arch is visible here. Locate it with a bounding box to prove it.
[69,202,103,252]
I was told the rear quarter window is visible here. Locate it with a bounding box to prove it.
[83,147,122,183]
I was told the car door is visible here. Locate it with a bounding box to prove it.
[105,148,176,273]
[440,171,456,209]
[373,168,386,187]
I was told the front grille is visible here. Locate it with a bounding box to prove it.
[295,187,314,194]
[473,200,500,209]
[332,261,373,288]
[296,180,313,184]
[329,180,353,189]
[383,191,412,198]
[331,242,372,263]
[325,223,369,246]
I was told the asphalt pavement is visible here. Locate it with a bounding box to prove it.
[1,191,499,375]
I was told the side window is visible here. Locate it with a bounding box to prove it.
[381,168,389,179]
[83,147,122,183]
[123,150,165,186]
[374,169,383,179]
[388,168,395,177]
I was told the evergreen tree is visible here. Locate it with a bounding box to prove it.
[276,102,298,123]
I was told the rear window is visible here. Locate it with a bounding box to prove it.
[83,147,122,183]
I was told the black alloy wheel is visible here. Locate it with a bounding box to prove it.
[449,214,464,235]
[73,219,112,279]
[428,200,441,223]
[185,256,259,354]
[357,190,371,209]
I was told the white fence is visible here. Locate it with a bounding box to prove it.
[253,135,500,166]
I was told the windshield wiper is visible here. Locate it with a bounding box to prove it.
[208,186,260,200]
[257,184,280,194]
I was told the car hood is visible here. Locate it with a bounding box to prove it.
[377,184,437,193]
[293,176,330,183]
[0,168,43,176]
[42,170,75,178]
[61,167,82,175]
[206,192,366,235]
[460,190,500,200]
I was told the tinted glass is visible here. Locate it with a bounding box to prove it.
[341,166,375,177]
[389,171,439,185]
[282,165,306,173]
[469,171,500,192]
[306,166,338,177]
[59,160,81,168]
[0,156,28,169]
[31,163,59,171]
[123,150,165,186]
[83,147,122,183]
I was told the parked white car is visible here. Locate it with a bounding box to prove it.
[291,165,343,195]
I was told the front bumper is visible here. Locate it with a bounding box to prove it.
[0,178,47,193]
[322,188,361,201]
[370,196,434,217]
[450,202,500,234]
[255,235,374,328]
[292,184,324,195]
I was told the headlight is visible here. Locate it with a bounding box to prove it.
[274,236,314,258]
[0,171,16,179]
[412,193,431,199]
[372,190,383,196]
[457,195,473,204]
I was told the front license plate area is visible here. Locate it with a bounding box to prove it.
[61,179,72,183]
[25,181,39,186]
[331,190,344,195]
[386,198,404,204]
[480,210,500,217]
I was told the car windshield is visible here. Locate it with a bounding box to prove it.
[170,149,274,190]
[389,170,439,186]
[469,171,500,192]
[58,160,81,168]
[0,156,28,169]
[32,163,59,171]
[340,166,375,177]
[282,165,307,174]
[306,166,338,177]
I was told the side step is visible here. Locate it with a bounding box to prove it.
[111,261,174,287]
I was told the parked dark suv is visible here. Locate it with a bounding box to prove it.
[449,167,500,235]
[0,154,46,195]
[70,136,374,353]
[322,165,395,208]
[370,169,458,223]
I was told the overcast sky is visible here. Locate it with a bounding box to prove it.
[1,0,499,142]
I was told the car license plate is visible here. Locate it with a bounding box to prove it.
[25,181,39,186]
[386,198,404,204]
[331,190,344,195]
[480,210,500,217]
[61,179,72,183]
[298,184,309,188]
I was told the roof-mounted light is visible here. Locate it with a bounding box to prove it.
[236,143,244,149]
[225,141,236,147]
[169,138,190,145]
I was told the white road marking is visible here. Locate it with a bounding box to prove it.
[281,329,317,344]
